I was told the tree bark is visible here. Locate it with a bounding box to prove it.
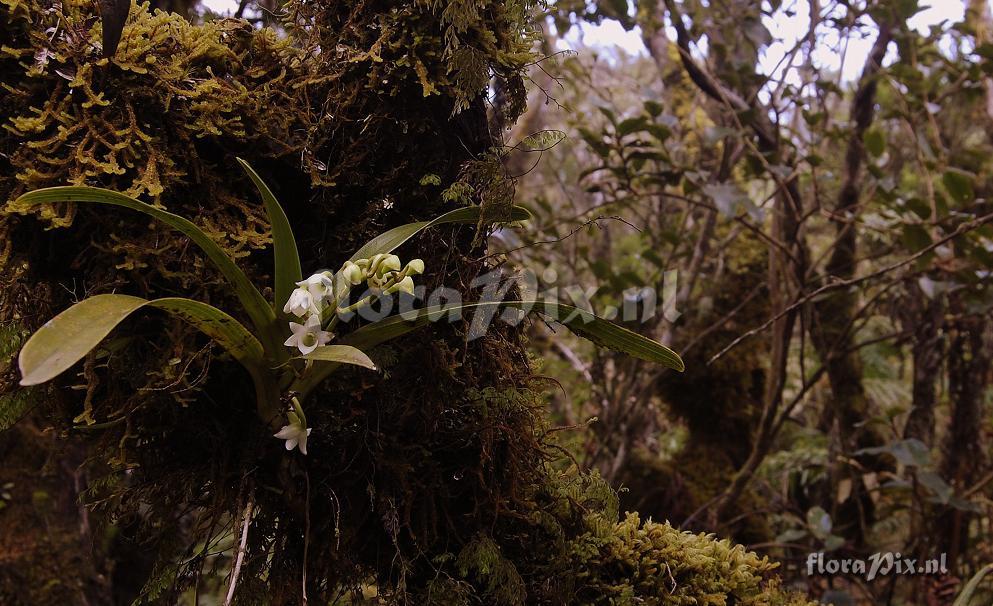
[936,306,991,572]
[900,285,944,445]
[811,23,892,453]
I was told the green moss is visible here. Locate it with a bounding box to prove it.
[443,469,814,605]
[0,321,40,431]
[2,0,304,256]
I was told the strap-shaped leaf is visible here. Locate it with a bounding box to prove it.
[349,205,532,262]
[13,187,281,357]
[302,345,377,370]
[236,158,302,319]
[19,294,265,386]
[953,563,993,606]
[292,300,682,397]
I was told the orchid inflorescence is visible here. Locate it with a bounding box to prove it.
[275,253,424,453]
[281,254,425,356]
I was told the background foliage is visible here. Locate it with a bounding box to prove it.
[504,0,993,603]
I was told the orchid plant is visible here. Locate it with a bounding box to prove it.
[13,159,684,456]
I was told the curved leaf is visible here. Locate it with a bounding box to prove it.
[236,158,302,318]
[19,294,265,386]
[349,205,532,263]
[292,300,682,397]
[954,563,993,606]
[302,345,377,370]
[13,187,281,357]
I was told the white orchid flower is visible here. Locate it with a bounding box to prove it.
[284,314,332,355]
[282,287,319,318]
[273,400,311,455]
[296,272,335,301]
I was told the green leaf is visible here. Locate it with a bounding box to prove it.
[857,438,930,467]
[643,100,664,117]
[942,169,975,203]
[703,182,751,218]
[302,345,377,370]
[806,506,832,540]
[823,535,845,552]
[863,128,886,157]
[646,124,672,142]
[517,130,566,152]
[1,322,40,431]
[917,470,953,504]
[617,117,648,137]
[18,294,265,386]
[578,127,612,158]
[236,158,303,318]
[13,187,282,357]
[774,528,807,544]
[292,301,683,397]
[349,205,532,263]
[900,224,932,253]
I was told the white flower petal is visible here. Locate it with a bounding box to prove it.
[274,426,296,439]
[284,288,317,317]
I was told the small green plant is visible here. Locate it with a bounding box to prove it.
[13,159,683,454]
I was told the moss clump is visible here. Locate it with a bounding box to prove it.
[290,0,535,119]
[2,0,306,229]
[432,469,814,605]
[566,512,807,605]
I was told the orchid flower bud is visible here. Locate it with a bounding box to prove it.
[369,253,401,278]
[386,275,415,296]
[341,261,365,285]
[404,258,425,275]
[379,254,402,275]
[364,254,384,275]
